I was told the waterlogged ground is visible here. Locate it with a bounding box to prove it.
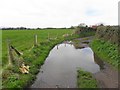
[31,40,104,88]
[31,37,118,88]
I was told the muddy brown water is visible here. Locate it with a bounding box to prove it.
[31,41,105,88]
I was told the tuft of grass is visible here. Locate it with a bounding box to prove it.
[77,69,98,88]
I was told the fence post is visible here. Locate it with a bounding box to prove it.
[7,39,13,65]
[48,33,50,40]
[34,34,37,46]
[56,33,58,39]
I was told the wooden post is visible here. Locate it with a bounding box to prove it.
[48,33,50,40]
[7,39,13,65]
[56,33,58,39]
[34,34,37,46]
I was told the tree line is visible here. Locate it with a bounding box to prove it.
[1,27,75,30]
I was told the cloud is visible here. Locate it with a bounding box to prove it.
[0,0,119,28]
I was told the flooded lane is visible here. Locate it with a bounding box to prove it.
[31,42,104,88]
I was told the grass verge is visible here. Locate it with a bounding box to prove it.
[90,39,120,70]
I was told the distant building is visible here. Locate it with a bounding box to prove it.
[92,25,98,29]
[78,23,86,27]
[89,25,98,29]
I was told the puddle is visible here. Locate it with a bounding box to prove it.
[31,42,104,88]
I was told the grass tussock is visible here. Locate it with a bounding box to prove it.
[77,69,98,88]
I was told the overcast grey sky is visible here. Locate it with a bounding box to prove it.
[0,0,119,28]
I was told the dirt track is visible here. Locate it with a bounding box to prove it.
[94,63,119,88]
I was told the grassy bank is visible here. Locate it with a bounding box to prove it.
[2,29,79,88]
[90,39,119,70]
[77,69,98,88]
[2,39,61,88]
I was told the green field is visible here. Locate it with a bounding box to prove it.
[2,29,74,67]
[2,29,79,88]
